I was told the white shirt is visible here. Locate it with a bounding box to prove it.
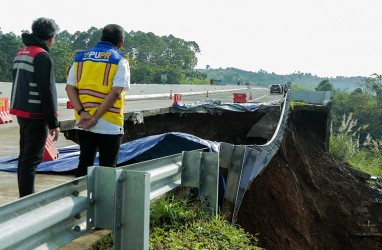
[66,57,130,134]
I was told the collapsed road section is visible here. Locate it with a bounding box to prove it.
[4,90,380,250]
[60,99,284,146]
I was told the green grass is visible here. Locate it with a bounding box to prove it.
[289,101,310,109]
[89,236,113,250]
[150,195,199,230]
[149,195,259,250]
[150,214,259,250]
[348,150,382,177]
[89,195,260,250]
[329,131,382,179]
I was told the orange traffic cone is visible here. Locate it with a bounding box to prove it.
[0,111,12,124]
[0,98,13,124]
[249,92,253,100]
[172,94,182,106]
[43,135,59,161]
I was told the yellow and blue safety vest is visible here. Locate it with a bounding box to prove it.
[73,42,125,126]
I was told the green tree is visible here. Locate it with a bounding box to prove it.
[125,32,202,84]
[0,26,204,84]
[315,79,334,91]
[0,31,22,81]
[332,81,382,142]
[351,88,363,95]
[363,73,382,107]
[50,43,76,82]
[69,27,100,50]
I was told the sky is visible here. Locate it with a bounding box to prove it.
[1,0,382,78]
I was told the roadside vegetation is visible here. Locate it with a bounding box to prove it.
[89,194,260,250]
[325,75,382,178]
[330,113,382,177]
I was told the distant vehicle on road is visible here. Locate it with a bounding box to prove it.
[270,84,283,94]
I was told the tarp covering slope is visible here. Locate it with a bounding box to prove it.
[0,132,219,173]
[172,99,284,112]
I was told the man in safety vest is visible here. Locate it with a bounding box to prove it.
[66,24,130,177]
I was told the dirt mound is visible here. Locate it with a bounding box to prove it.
[237,120,382,250]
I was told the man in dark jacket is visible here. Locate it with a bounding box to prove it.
[10,17,60,197]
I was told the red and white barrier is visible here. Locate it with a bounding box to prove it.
[0,97,13,124]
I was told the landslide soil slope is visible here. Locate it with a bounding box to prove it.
[237,120,382,250]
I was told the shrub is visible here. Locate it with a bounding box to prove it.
[330,113,382,177]
[329,133,357,162]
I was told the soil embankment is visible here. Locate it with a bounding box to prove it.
[237,109,382,250]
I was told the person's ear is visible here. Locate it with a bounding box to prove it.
[45,36,55,48]
[117,40,124,49]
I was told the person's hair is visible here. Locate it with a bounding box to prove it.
[101,24,125,46]
[32,17,60,40]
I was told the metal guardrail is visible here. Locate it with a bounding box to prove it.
[219,90,332,223]
[0,177,88,249]
[0,150,219,250]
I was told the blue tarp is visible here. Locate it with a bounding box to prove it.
[0,132,219,173]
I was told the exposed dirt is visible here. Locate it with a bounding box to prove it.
[236,118,382,250]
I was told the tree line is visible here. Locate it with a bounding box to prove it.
[198,68,366,91]
[316,77,382,144]
[0,26,369,90]
[0,27,207,84]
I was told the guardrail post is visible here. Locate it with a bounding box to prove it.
[88,167,151,250]
[87,167,118,230]
[114,170,150,250]
[220,145,247,222]
[182,151,219,215]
